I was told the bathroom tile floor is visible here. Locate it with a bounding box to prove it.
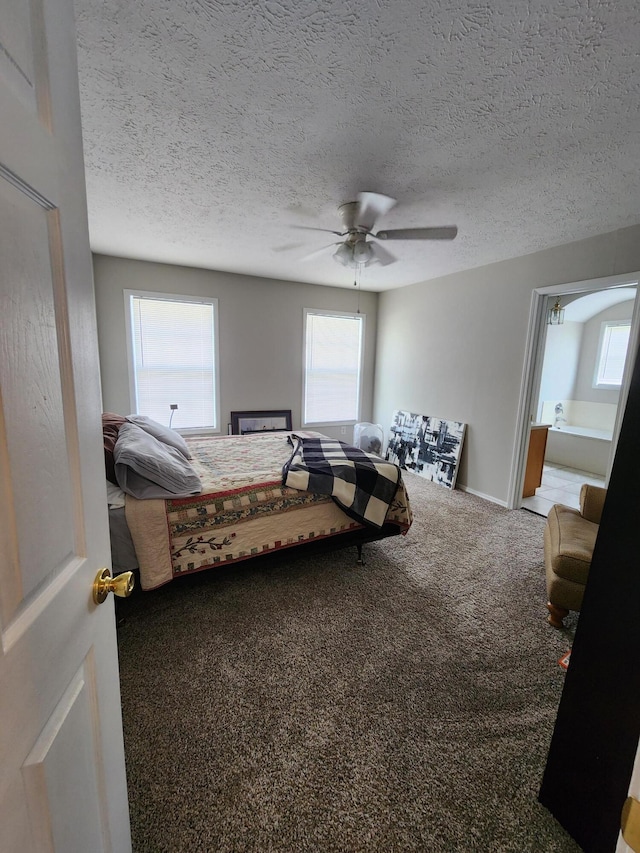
[521,463,606,517]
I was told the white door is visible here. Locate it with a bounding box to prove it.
[0,1,131,850]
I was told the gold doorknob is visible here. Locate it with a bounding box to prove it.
[93,568,135,605]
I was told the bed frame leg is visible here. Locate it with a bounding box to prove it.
[356,543,365,565]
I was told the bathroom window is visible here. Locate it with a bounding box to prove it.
[594,321,631,389]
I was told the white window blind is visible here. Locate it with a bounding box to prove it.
[304,310,364,424]
[595,321,631,388]
[127,293,218,430]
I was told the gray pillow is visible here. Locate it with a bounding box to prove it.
[114,423,201,499]
[126,414,192,459]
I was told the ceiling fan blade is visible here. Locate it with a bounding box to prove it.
[299,243,340,262]
[368,241,397,266]
[291,225,344,236]
[374,226,458,241]
[355,192,396,232]
[272,241,306,253]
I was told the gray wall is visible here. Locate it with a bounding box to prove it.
[374,225,640,504]
[93,254,378,442]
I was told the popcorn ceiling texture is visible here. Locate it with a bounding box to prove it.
[74,0,640,291]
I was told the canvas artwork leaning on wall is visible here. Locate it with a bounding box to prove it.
[386,409,466,489]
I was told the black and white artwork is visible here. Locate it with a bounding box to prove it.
[385,409,466,489]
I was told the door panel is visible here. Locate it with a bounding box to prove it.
[0,179,77,612]
[0,0,41,115]
[22,658,107,852]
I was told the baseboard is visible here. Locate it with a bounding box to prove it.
[457,483,508,508]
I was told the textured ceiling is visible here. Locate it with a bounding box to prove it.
[73,0,640,292]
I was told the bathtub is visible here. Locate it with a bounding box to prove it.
[551,425,612,440]
[545,425,612,476]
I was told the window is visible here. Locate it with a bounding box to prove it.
[125,291,219,430]
[303,309,364,425]
[594,320,631,389]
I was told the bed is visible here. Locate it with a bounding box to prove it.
[105,423,413,591]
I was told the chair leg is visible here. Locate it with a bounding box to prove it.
[546,601,569,628]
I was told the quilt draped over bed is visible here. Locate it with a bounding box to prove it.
[123,432,412,590]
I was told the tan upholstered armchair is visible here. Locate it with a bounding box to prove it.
[544,484,607,628]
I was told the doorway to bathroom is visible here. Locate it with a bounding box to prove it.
[508,271,640,513]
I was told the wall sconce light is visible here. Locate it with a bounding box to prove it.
[547,297,565,325]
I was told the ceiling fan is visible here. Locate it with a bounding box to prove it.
[294,192,458,269]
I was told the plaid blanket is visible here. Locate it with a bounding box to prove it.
[282,434,401,529]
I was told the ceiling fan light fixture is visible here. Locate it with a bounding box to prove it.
[333,242,353,267]
[333,241,373,268]
[352,241,373,265]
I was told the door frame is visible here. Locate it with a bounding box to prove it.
[507,271,640,510]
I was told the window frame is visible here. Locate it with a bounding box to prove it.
[302,307,365,428]
[123,289,221,433]
[593,319,632,391]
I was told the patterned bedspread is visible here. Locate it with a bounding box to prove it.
[124,432,412,590]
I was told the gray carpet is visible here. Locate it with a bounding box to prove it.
[116,471,581,852]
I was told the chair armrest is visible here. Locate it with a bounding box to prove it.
[579,484,607,524]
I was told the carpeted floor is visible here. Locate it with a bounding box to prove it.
[116,471,581,852]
